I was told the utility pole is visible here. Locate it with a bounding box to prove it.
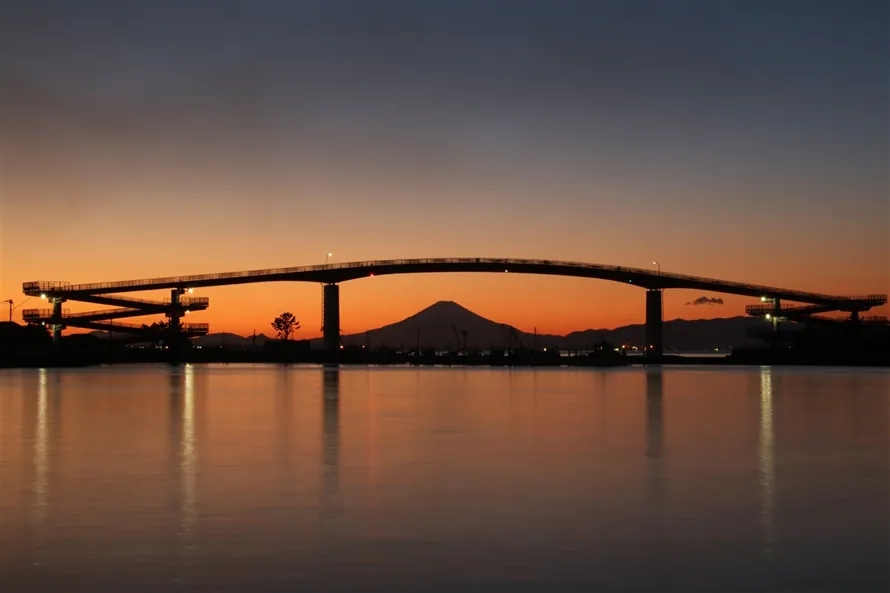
[2,299,13,322]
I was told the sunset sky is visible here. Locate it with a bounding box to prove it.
[1,0,887,337]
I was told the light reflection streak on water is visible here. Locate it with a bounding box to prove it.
[322,366,340,513]
[759,366,775,552]
[181,364,196,542]
[33,368,48,526]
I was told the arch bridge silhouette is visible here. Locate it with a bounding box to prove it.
[22,258,887,355]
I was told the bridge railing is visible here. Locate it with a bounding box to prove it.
[26,258,641,294]
[810,315,888,324]
[91,294,168,305]
[835,295,888,304]
[862,315,888,323]
[21,308,68,320]
[91,321,150,330]
[89,294,210,307]
[22,281,71,293]
[22,258,889,307]
[22,308,146,320]
[745,304,829,315]
[180,297,210,307]
[71,308,141,319]
[345,259,886,305]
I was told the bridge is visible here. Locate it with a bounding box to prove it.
[22,257,887,355]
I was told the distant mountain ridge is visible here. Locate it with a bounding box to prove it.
[86,301,766,351]
[193,332,271,348]
[331,301,763,351]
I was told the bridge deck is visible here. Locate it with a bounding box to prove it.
[745,303,837,316]
[75,320,210,336]
[23,257,887,310]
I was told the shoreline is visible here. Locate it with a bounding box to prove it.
[2,350,887,369]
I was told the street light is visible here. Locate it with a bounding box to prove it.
[325,252,332,265]
[652,261,661,275]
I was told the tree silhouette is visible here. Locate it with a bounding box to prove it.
[271,312,301,341]
[141,320,171,347]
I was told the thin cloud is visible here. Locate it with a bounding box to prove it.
[686,296,724,306]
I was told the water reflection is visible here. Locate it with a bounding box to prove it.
[275,366,293,468]
[1,366,887,591]
[29,367,61,560]
[33,369,50,527]
[644,368,666,578]
[322,366,340,512]
[759,365,775,552]
[169,365,197,553]
[645,369,664,460]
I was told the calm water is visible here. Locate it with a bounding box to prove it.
[0,364,887,592]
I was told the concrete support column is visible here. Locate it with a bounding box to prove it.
[169,288,185,361]
[323,284,341,353]
[645,289,663,358]
[771,298,782,344]
[51,297,65,345]
[170,288,184,335]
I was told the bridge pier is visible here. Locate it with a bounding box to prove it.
[168,288,185,361]
[646,289,663,358]
[50,297,65,345]
[169,288,185,335]
[322,284,341,354]
[770,298,782,346]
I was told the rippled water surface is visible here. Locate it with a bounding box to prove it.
[1,364,887,592]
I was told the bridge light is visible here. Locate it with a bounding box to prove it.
[765,314,771,320]
[40,294,46,300]
[188,288,194,294]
